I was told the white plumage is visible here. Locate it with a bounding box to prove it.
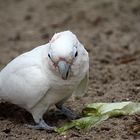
[0,31,89,130]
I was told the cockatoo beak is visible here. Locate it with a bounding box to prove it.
[58,60,70,80]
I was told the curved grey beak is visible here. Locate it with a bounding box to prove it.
[58,61,70,80]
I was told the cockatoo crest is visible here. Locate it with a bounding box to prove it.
[49,31,78,62]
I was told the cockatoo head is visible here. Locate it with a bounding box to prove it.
[48,31,80,80]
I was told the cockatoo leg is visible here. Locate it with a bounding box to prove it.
[56,103,78,120]
[26,119,55,131]
[27,103,55,131]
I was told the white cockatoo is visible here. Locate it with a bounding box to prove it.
[0,31,89,130]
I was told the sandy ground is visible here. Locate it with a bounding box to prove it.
[0,0,140,139]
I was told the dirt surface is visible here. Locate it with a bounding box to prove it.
[0,0,140,139]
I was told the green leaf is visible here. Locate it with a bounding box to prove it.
[83,102,140,117]
[55,115,108,133]
[55,102,140,133]
[55,122,75,133]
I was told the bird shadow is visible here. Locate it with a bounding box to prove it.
[0,102,69,127]
[0,102,32,124]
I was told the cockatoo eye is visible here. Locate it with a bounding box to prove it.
[48,53,51,59]
[48,53,55,65]
[75,51,78,57]
[48,53,55,63]
[73,46,78,58]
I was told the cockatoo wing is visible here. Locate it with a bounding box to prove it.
[73,71,89,97]
[0,45,50,109]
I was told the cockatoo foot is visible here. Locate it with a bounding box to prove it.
[56,104,79,120]
[25,120,55,131]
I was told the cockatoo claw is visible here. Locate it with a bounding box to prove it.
[25,120,56,131]
[56,105,79,120]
